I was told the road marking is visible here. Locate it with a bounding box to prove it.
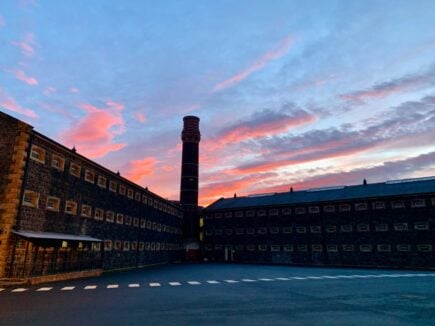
[128,284,140,288]
[335,275,355,279]
[188,281,201,285]
[224,280,239,283]
[306,276,322,280]
[149,283,161,287]
[107,284,119,289]
[259,278,274,281]
[241,279,256,282]
[169,282,181,286]
[0,288,4,292]
[291,277,307,280]
[321,276,338,279]
[206,280,220,284]
[36,287,53,292]
[61,286,75,291]
[84,285,97,290]
[276,277,290,281]
[12,288,27,293]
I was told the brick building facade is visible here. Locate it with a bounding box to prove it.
[203,178,435,269]
[0,112,183,281]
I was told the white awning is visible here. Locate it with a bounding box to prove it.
[11,230,103,242]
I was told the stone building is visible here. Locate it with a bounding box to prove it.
[203,178,435,269]
[0,112,183,282]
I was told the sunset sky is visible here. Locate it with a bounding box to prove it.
[1,1,435,206]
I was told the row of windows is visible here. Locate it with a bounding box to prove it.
[103,240,182,252]
[209,198,434,219]
[29,145,182,218]
[204,244,433,253]
[22,191,182,234]
[205,222,430,236]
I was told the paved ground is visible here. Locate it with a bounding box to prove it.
[1,263,435,325]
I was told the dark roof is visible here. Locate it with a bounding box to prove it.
[205,177,435,210]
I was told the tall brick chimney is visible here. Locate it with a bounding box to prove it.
[180,116,200,249]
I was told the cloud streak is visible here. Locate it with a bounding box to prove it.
[124,157,157,183]
[0,88,38,118]
[10,69,38,86]
[213,36,292,91]
[12,33,36,57]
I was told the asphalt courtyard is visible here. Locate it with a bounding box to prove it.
[1,263,435,325]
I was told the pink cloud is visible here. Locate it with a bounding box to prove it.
[0,87,38,118]
[10,69,38,86]
[43,87,55,96]
[60,102,126,158]
[133,110,147,123]
[124,157,157,183]
[213,36,292,91]
[0,15,5,28]
[12,33,35,57]
[69,87,80,93]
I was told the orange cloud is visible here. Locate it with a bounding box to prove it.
[12,33,35,57]
[10,69,38,86]
[124,157,157,183]
[0,88,38,118]
[60,102,126,158]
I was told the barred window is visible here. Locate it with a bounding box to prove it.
[131,242,137,251]
[214,244,223,250]
[417,244,432,252]
[258,227,267,235]
[142,194,148,204]
[397,244,411,252]
[140,219,146,228]
[214,229,223,236]
[81,204,92,218]
[411,199,426,208]
[225,211,233,218]
[296,226,306,233]
[104,240,112,251]
[139,242,144,251]
[225,229,233,235]
[246,210,255,217]
[146,220,151,229]
[125,215,132,225]
[283,245,294,252]
[357,224,370,232]
[282,208,291,215]
[127,189,134,199]
[327,244,338,252]
[271,245,281,252]
[339,204,351,212]
[340,225,353,232]
[106,211,115,223]
[392,201,405,209]
[116,213,124,224]
[309,206,319,214]
[84,170,95,183]
[235,245,244,251]
[114,240,122,250]
[414,222,429,230]
[109,181,117,192]
[97,176,106,188]
[145,242,151,250]
[342,244,354,252]
[30,145,46,164]
[269,209,279,216]
[235,228,245,235]
[65,200,78,215]
[119,185,126,195]
[123,241,130,251]
[51,154,65,171]
[135,192,141,202]
[247,244,255,251]
[377,244,391,252]
[375,224,388,232]
[282,227,292,234]
[312,244,323,252]
[297,245,308,252]
[94,208,104,220]
[205,229,213,236]
[325,225,337,233]
[205,244,213,251]
[295,207,306,215]
[270,227,280,234]
[235,211,243,218]
[360,244,373,252]
[431,198,435,206]
[372,201,385,210]
[355,203,368,211]
[133,217,139,227]
[152,222,157,230]
[394,223,408,231]
[257,210,266,217]
[324,205,335,213]
[69,163,81,177]
[23,190,39,208]
[258,244,267,251]
[46,196,60,212]
[215,213,222,218]
[310,226,321,233]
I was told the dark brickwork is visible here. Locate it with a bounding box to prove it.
[203,194,435,269]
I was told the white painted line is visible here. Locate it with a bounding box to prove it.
[335,275,355,279]
[349,275,371,278]
[259,278,274,281]
[224,280,239,283]
[291,277,307,280]
[107,284,119,289]
[206,280,220,284]
[188,281,201,285]
[61,286,75,291]
[36,287,53,292]
[169,282,181,286]
[276,277,290,281]
[0,288,4,292]
[128,284,140,288]
[321,276,339,279]
[84,285,97,290]
[306,276,322,279]
[12,288,27,293]
[149,283,161,287]
[241,279,256,282]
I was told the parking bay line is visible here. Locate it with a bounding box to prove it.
[84,285,97,290]
[188,281,201,285]
[36,287,53,292]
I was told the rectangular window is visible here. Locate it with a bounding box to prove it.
[125,215,132,225]
[205,229,213,236]
[152,222,157,230]
[357,224,370,232]
[283,245,294,252]
[123,241,130,251]
[431,198,435,206]
[106,211,115,223]
[324,205,335,213]
[46,196,60,211]
[104,240,112,251]
[414,222,429,230]
[51,154,65,171]
[295,207,306,215]
[235,211,243,218]
[297,245,308,252]
[81,204,92,218]
[417,244,432,252]
[360,244,373,252]
[215,212,222,218]
[310,226,321,233]
[392,201,405,209]
[411,199,426,208]
[133,217,139,227]
[97,176,106,188]
[146,220,151,229]
[246,228,254,235]
[145,242,151,251]
[131,241,137,251]
[311,244,323,252]
[116,213,124,224]
[258,244,267,251]
[247,244,255,251]
[69,163,81,177]
[135,192,141,202]
[257,210,266,217]
[23,190,40,208]
[282,227,292,234]
[282,208,291,215]
[142,194,148,204]
[355,203,368,211]
[109,181,117,192]
[397,244,411,252]
[246,210,255,217]
[127,189,134,199]
[235,228,244,235]
[258,228,267,235]
[372,201,385,210]
[342,244,354,252]
[271,245,280,252]
[375,224,388,232]
[140,219,146,228]
[235,244,244,251]
[84,170,95,183]
[92,243,101,251]
[139,242,144,251]
[340,225,353,232]
[296,226,306,234]
[270,227,280,234]
[325,225,337,233]
[309,206,320,214]
[394,223,408,231]
[119,185,126,195]
[30,145,46,164]
[327,244,338,252]
[225,211,233,218]
[214,244,223,250]
[269,209,279,216]
[114,240,122,250]
[94,208,104,220]
[65,200,78,215]
[377,244,391,252]
[339,204,351,212]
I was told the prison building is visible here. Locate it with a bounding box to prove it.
[203,177,435,269]
[0,112,183,282]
